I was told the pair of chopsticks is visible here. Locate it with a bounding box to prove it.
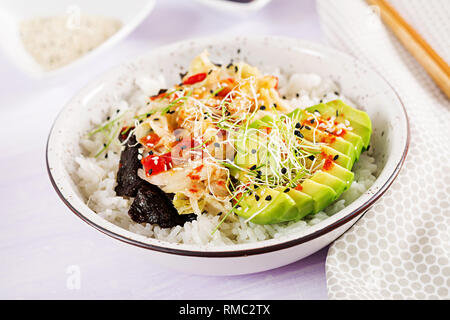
[367,0,450,99]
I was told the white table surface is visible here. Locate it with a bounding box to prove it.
[0,0,329,299]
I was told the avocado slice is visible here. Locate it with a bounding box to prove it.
[299,179,337,213]
[320,162,354,192]
[320,145,353,170]
[236,187,296,224]
[339,130,364,160]
[310,171,347,196]
[234,127,259,170]
[306,100,371,148]
[298,124,356,165]
[276,187,314,221]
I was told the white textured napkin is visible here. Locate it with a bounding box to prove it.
[316,0,450,299]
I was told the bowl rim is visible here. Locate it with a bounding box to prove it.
[46,36,410,258]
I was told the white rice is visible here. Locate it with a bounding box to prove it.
[74,72,377,246]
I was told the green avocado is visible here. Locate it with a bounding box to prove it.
[234,128,259,170]
[298,124,356,165]
[339,130,364,160]
[321,162,354,191]
[310,171,347,196]
[321,145,353,170]
[306,100,372,148]
[299,179,337,213]
[236,187,296,224]
[276,187,315,221]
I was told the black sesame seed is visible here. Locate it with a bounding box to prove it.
[255,194,260,201]
[260,105,266,110]
[336,110,339,117]
[106,116,110,121]
[251,149,257,154]
[294,130,304,138]
[149,150,154,155]
[208,69,213,75]
[282,95,287,99]
[308,155,315,160]
[367,145,371,151]
[334,91,340,96]
[295,122,301,129]
[310,119,315,124]
[281,168,287,174]
[234,66,238,73]
[204,116,208,120]
[333,155,339,160]
[103,143,107,147]
[296,93,300,98]
[154,118,159,121]
[314,109,320,114]
[250,165,257,170]
[218,212,223,216]
[319,100,323,103]
[210,90,214,94]
[116,109,120,113]
[237,48,241,54]
[148,169,153,175]
[105,153,108,159]
[305,126,311,130]
[273,103,277,109]
[283,188,290,193]
[226,62,233,68]
[265,195,272,201]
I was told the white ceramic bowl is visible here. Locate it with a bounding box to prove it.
[0,0,155,78]
[46,36,409,275]
[194,0,272,14]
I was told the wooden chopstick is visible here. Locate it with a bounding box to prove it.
[367,0,450,99]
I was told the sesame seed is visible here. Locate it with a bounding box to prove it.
[310,119,315,124]
[148,169,153,175]
[308,155,315,160]
[333,155,339,160]
[260,105,266,110]
[250,165,257,170]
[255,194,260,201]
[284,188,290,193]
[251,149,257,154]
[305,126,311,130]
[281,168,287,174]
[295,122,301,129]
[265,195,272,201]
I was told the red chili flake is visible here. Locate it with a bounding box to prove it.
[183,73,207,85]
[295,184,303,191]
[273,76,279,90]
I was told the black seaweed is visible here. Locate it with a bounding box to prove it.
[115,134,196,228]
[114,135,146,197]
[128,184,197,227]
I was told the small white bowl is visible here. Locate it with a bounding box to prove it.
[194,0,272,14]
[46,36,409,275]
[0,0,155,78]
